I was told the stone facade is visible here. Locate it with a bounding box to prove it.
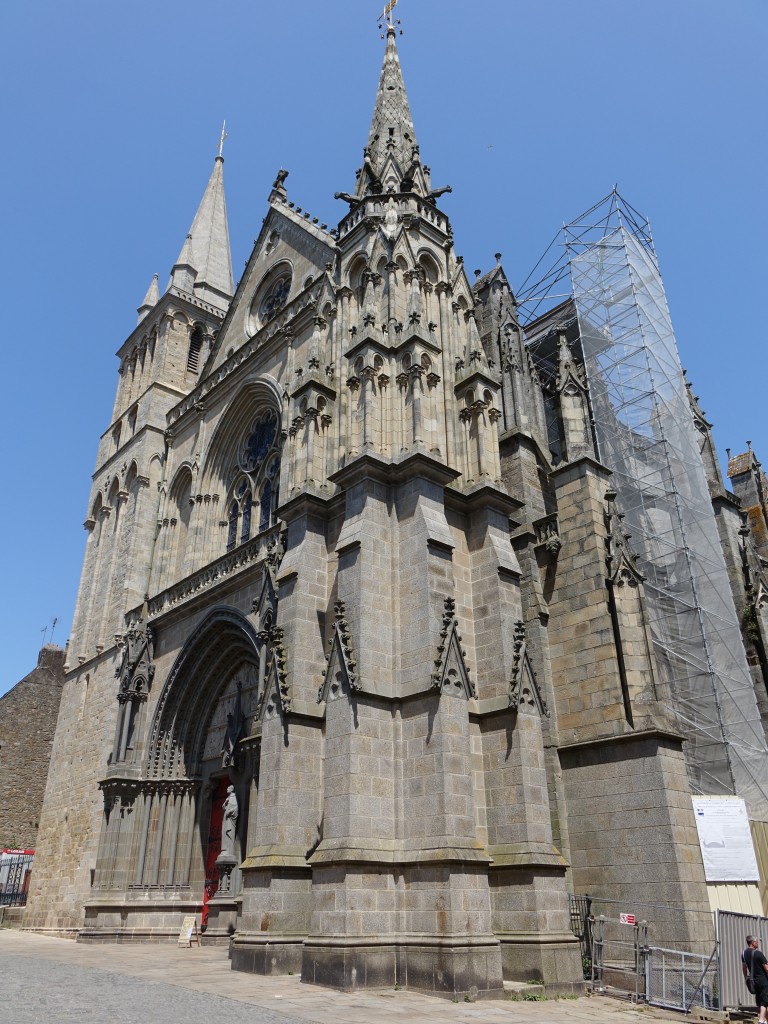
[25,26,768,997]
[0,646,66,850]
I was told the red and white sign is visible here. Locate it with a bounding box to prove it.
[619,913,636,925]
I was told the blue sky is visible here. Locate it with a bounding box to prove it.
[1,0,766,693]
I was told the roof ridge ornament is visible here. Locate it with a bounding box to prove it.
[217,120,228,160]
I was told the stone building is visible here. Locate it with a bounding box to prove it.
[25,25,768,997]
[0,646,66,850]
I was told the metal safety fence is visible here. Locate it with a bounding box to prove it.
[590,913,648,1002]
[646,946,718,1012]
[569,894,721,1011]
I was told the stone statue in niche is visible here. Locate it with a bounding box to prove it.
[220,785,238,858]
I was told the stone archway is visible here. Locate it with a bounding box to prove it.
[87,608,265,941]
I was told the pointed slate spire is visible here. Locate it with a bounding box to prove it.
[355,26,423,198]
[136,273,160,324]
[169,154,234,310]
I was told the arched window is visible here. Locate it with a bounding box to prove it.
[219,406,283,554]
[172,471,193,580]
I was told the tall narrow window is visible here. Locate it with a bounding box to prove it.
[259,480,272,533]
[187,325,204,373]
[227,501,238,552]
[240,490,252,544]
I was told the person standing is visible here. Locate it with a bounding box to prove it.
[743,935,768,1024]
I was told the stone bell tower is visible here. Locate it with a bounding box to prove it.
[232,24,583,995]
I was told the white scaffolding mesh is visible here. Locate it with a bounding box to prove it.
[517,192,768,820]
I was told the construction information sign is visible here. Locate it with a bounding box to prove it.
[692,796,759,882]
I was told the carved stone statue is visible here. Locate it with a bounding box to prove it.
[220,785,238,858]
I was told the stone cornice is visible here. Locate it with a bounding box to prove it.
[557,725,685,757]
[444,481,523,517]
[329,449,460,491]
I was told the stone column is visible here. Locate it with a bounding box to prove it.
[149,788,169,885]
[180,788,198,886]
[164,788,182,886]
[134,790,153,886]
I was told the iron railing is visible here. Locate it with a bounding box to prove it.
[0,850,34,907]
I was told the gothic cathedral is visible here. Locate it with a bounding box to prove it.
[26,25,768,998]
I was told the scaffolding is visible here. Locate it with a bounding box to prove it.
[517,190,768,820]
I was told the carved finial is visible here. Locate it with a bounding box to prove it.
[217,120,228,159]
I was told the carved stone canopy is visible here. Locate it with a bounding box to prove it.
[115,616,155,700]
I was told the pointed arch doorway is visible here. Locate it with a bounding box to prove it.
[88,607,269,941]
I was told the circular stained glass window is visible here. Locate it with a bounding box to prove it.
[260,275,291,321]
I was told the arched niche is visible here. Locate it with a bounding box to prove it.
[147,607,263,781]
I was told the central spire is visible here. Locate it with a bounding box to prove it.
[355,26,423,199]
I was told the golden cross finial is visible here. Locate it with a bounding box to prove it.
[378,0,398,29]
[218,121,228,158]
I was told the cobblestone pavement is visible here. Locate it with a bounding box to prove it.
[4,929,686,1024]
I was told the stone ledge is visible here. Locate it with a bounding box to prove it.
[558,725,685,758]
[487,843,568,868]
[240,846,312,871]
[307,838,491,867]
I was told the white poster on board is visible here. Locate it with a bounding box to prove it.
[692,796,759,882]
